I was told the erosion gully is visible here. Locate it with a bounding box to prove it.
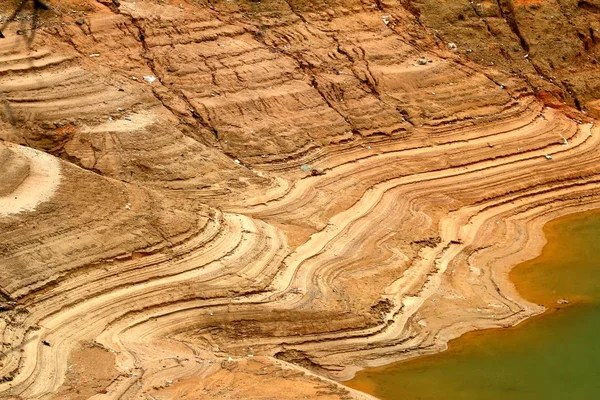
[346,209,600,400]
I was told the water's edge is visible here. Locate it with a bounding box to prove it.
[346,208,600,400]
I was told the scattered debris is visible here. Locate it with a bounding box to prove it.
[448,42,457,50]
[469,266,482,276]
[89,53,100,57]
[0,302,15,311]
[143,75,157,84]
[234,159,241,164]
[557,298,569,305]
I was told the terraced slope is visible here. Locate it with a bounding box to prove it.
[1,1,600,399]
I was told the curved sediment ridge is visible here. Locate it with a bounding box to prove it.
[2,1,600,399]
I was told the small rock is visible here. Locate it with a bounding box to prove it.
[89,53,100,57]
[557,299,569,305]
[448,42,457,50]
[75,18,85,26]
[469,266,481,276]
[545,154,553,160]
[417,57,428,65]
[143,75,157,84]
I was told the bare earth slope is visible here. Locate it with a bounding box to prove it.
[1,1,600,399]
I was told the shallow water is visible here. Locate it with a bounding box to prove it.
[347,211,600,400]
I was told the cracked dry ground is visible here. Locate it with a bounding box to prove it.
[2,0,600,399]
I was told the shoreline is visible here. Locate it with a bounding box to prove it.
[345,204,600,398]
[339,198,600,380]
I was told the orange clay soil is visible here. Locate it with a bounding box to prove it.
[2,1,600,399]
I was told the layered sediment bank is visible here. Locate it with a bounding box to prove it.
[2,1,600,399]
[347,210,600,399]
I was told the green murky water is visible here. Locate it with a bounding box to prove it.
[347,211,600,400]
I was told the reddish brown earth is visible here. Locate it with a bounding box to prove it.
[2,1,600,399]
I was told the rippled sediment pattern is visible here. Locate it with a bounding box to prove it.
[347,210,600,400]
[2,1,600,399]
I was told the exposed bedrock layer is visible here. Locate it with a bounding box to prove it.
[404,0,600,116]
[1,1,600,399]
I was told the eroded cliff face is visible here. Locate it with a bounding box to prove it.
[1,1,600,399]
[406,0,600,115]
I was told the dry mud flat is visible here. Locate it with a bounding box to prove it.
[2,1,600,399]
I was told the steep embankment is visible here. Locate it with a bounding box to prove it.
[1,1,600,399]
